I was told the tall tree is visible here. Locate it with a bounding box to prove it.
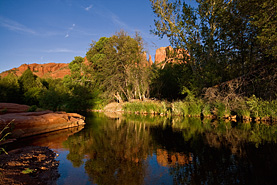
[18,69,44,105]
[0,73,21,103]
[86,31,150,102]
[150,0,273,96]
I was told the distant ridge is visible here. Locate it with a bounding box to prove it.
[0,62,70,79]
[0,47,185,79]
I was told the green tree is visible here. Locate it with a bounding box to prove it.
[86,30,150,102]
[62,57,96,112]
[18,69,44,105]
[150,0,274,96]
[246,0,277,58]
[39,78,68,111]
[0,74,21,103]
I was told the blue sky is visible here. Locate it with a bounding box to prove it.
[0,0,196,73]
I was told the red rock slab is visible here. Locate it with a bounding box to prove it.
[0,107,85,139]
[0,103,30,114]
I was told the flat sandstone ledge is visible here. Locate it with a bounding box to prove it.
[0,103,85,140]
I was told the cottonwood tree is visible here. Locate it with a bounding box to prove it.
[86,31,150,102]
[150,0,276,96]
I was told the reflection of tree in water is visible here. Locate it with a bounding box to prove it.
[63,114,277,184]
[63,115,153,185]
[151,117,277,185]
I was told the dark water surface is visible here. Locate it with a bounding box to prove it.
[14,113,277,184]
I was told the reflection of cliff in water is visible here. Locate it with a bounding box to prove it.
[156,149,193,167]
[62,113,277,185]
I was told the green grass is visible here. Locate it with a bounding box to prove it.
[123,101,168,114]
[172,101,188,116]
[0,120,13,155]
[122,95,277,122]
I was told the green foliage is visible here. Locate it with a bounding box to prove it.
[39,79,67,111]
[202,103,212,117]
[183,88,203,117]
[246,95,277,119]
[64,84,97,112]
[150,0,277,98]
[86,30,150,102]
[0,120,13,155]
[213,101,230,118]
[172,101,188,116]
[21,168,36,174]
[0,65,97,113]
[0,73,21,103]
[18,69,45,105]
[247,0,277,58]
[123,101,168,114]
[150,63,188,100]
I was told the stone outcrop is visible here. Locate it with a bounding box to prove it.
[155,47,168,64]
[154,46,188,68]
[0,103,85,139]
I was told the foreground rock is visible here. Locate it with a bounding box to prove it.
[0,146,59,185]
[0,103,85,139]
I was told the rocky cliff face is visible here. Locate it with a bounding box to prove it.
[0,63,70,79]
[154,46,188,68]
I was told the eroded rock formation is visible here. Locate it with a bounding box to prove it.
[154,46,188,68]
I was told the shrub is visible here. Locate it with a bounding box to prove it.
[235,98,251,118]
[188,99,203,117]
[213,101,230,118]
[172,101,188,116]
[202,103,212,117]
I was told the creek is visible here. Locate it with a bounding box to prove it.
[12,113,277,185]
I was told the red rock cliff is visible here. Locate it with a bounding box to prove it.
[154,46,188,68]
[1,63,70,79]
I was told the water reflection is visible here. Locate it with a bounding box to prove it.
[60,113,277,185]
[62,114,152,184]
[13,113,276,184]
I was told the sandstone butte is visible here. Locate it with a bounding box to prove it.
[0,103,85,141]
[0,46,187,79]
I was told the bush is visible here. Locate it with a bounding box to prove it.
[188,99,203,117]
[235,98,251,118]
[172,101,188,116]
[213,101,230,118]
[202,103,212,117]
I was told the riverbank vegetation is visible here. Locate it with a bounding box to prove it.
[123,96,277,123]
[0,1,276,121]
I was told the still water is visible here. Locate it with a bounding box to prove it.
[16,113,277,185]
